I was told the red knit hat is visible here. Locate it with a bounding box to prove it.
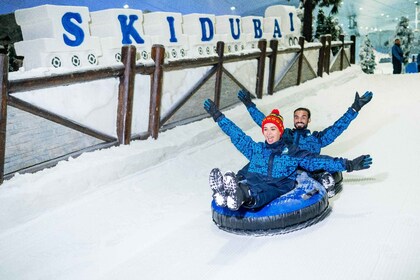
[261,109,284,135]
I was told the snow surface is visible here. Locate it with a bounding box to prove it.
[1,62,420,280]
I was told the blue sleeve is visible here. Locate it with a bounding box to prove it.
[298,154,347,172]
[315,107,358,147]
[247,106,266,127]
[216,116,259,161]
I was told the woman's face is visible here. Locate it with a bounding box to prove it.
[263,123,281,144]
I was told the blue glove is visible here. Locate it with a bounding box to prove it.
[346,155,372,172]
[237,90,255,108]
[351,91,373,112]
[204,99,223,122]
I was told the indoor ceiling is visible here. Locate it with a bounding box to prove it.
[338,0,420,34]
[1,0,419,35]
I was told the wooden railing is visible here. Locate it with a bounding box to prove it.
[0,34,356,184]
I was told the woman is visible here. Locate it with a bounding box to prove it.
[204,99,372,211]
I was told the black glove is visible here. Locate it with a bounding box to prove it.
[237,90,255,108]
[204,99,223,122]
[346,155,372,172]
[351,91,373,112]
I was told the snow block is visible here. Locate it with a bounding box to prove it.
[215,15,245,54]
[183,13,218,57]
[265,5,301,47]
[89,9,152,65]
[143,12,188,60]
[14,5,101,70]
[241,16,263,51]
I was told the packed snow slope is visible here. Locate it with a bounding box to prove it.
[1,64,420,280]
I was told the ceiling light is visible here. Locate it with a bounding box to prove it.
[123,4,129,9]
[230,6,236,11]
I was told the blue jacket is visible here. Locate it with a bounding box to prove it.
[392,44,404,64]
[246,106,358,154]
[216,115,348,207]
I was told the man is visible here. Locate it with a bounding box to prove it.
[392,38,404,74]
[237,89,373,197]
[417,54,420,73]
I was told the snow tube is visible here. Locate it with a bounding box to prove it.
[212,172,330,235]
[332,171,343,195]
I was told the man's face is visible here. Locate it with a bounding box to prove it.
[293,110,310,129]
[395,39,400,45]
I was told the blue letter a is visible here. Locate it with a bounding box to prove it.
[273,19,282,38]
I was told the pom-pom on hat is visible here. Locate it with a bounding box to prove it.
[261,109,284,135]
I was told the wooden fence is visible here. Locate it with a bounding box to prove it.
[0,34,356,184]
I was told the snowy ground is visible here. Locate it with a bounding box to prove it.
[1,62,420,280]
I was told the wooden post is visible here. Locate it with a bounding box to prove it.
[318,35,326,77]
[267,40,278,95]
[324,35,332,75]
[117,45,136,145]
[340,34,345,70]
[350,35,356,64]
[0,54,8,184]
[297,36,305,85]
[255,39,267,99]
[214,41,224,107]
[149,44,165,140]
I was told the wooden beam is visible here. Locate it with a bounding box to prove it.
[8,95,117,142]
[297,36,305,85]
[256,39,267,99]
[8,66,126,93]
[267,40,279,95]
[350,35,356,64]
[214,41,225,107]
[149,44,165,139]
[317,35,326,77]
[325,35,332,75]
[0,54,8,184]
[340,34,345,71]
[117,45,137,145]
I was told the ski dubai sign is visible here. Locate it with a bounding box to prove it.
[13,4,301,71]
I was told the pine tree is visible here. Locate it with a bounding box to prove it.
[393,16,415,64]
[288,0,342,42]
[359,35,376,74]
[315,9,328,39]
[315,9,343,41]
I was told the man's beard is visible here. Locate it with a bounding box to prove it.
[294,122,307,130]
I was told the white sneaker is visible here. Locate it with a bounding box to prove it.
[209,168,227,207]
[223,171,244,211]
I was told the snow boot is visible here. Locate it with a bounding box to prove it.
[209,168,227,207]
[224,171,247,211]
[320,172,336,198]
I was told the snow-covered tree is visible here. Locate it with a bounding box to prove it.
[359,35,376,74]
[315,9,343,41]
[392,16,415,64]
[288,0,342,42]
